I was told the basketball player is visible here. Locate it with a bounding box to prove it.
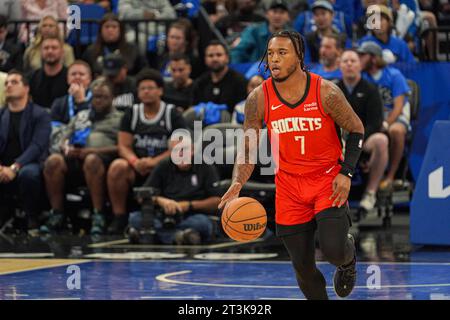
[219,31,364,300]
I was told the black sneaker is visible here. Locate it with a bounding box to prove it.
[39,210,64,234]
[90,213,105,235]
[333,234,357,298]
[107,215,128,235]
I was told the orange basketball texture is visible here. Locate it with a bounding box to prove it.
[221,197,267,242]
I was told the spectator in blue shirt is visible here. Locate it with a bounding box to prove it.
[304,0,351,64]
[310,33,344,83]
[295,0,353,39]
[0,70,51,232]
[357,41,411,190]
[230,0,291,63]
[359,4,416,63]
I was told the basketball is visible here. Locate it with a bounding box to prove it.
[221,197,267,242]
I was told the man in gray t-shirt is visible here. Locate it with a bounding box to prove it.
[41,78,122,235]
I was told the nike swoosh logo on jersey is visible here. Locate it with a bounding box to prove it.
[325,165,335,174]
[271,104,283,111]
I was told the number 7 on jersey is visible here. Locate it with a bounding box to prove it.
[295,135,305,155]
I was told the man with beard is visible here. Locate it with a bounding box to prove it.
[192,40,247,114]
[215,0,266,45]
[311,34,344,83]
[357,41,411,191]
[163,53,194,111]
[219,30,364,300]
[28,36,69,109]
[358,4,416,64]
[230,0,291,63]
[304,1,349,64]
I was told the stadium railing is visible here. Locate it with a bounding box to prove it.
[7,19,177,56]
[7,11,229,60]
[422,26,450,61]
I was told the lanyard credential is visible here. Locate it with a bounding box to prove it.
[67,90,93,119]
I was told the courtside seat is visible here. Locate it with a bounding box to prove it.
[183,107,231,130]
[397,79,420,186]
[202,123,242,180]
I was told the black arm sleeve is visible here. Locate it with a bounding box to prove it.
[340,132,364,178]
[364,85,384,139]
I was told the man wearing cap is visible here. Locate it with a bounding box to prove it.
[357,41,411,191]
[230,0,291,63]
[359,4,416,63]
[102,53,136,112]
[304,1,350,64]
[294,1,353,40]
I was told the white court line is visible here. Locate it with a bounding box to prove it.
[88,239,129,248]
[96,259,450,265]
[92,239,264,250]
[156,270,450,290]
[24,298,81,300]
[140,296,202,300]
[259,297,305,300]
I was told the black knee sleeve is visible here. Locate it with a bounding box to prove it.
[316,207,355,267]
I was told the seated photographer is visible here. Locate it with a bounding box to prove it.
[131,135,221,245]
[106,69,186,235]
[42,78,122,235]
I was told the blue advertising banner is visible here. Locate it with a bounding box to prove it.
[410,121,450,245]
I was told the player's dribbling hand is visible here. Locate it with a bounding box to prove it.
[330,174,351,208]
[218,182,242,210]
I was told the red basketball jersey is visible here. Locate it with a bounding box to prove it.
[263,72,343,175]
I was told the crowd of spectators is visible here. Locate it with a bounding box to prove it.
[0,0,446,243]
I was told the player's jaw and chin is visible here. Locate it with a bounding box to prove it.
[271,63,298,83]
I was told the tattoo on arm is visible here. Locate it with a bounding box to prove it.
[232,86,264,185]
[322,80,364,134]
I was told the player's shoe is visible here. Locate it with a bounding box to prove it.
[333,234,357,298]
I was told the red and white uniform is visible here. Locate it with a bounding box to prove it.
[263,72,343,225]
